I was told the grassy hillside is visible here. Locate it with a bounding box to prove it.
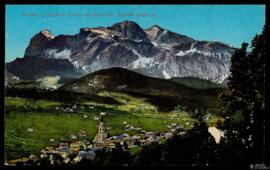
[60,67,225,113]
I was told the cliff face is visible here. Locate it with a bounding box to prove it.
[6,56,82,80]
[7,21,236,83]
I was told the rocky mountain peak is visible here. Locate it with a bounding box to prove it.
[40,29,55,39]
[148,25,164,31]
[145,25,165,40]
[108,20,149,41]
[145,25,194,47]
[24,29,55,57]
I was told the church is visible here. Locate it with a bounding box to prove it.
[92,116,107,144]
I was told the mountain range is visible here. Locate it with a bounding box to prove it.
[6,20,236,84]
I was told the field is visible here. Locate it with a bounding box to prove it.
[5,89,224,160]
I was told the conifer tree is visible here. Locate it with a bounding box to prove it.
[219,42,249,129]
[219,26,265,164]
[243,26,265,163]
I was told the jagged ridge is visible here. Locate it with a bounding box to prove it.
[6,20,236,84]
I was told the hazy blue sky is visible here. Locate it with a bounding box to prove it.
[5,5,265,62]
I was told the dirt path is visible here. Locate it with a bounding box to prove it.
[208,127,224,144]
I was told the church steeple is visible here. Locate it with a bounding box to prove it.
[92,115,107,144]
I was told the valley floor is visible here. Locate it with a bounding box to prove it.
[4,91,223,161]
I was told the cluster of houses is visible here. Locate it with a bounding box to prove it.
[55,104,95,113]
[165,122,186,133]
[39,140,97,165]
[33,118,179,165]
[7,112,193,166]
[55,105,79,113]
[122,121,182,144]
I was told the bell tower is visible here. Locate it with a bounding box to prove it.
[93,115,107,144]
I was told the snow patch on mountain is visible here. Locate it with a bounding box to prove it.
[129,49,158,68]
[72,60,80,69]
[151,41,158,47]
[46,49,71,59]
[162,70,171,79]
[176,48,212,57]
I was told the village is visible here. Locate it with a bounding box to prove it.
[5,107,225,166]
[6,109,191,166]
[5,100,225,166]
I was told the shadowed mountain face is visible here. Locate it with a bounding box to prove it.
[6,20,236,83]
[6,56,82,80]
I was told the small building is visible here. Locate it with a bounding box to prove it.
[176,126,183,130]
[139,139,146,146]
[29,154,39,162]
[83,140,90,145]
[171,129,176,132]
[87,144,94,149]
[100,112,107,116]
[92,144,107,149]
[130,126,135,130]
[117,84,127,90]
[77,150,96,160]
[105,139,120,148]
[70,134,78,140]
[145,132,154,135]
[171,123,177,126]
[122,133,130,139]
[159,132,166,137]
[60,137,66,141]
[78,130,86,137]
[72,105,77,109]
[177,131,186,136]
[126,138,137,148]
[146,136,156,143]
[56,148,72,159]
[59,143,69,149]
[131,135,141,140]
[165,132,173,139]
[63,157,70,164]
[58,143,69,149]
[42,147,57,154]
[125,124,131,129]
[93,116,99,121]
[27,128,35,132]
[70,141,86,152]
[7,157,30,166]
